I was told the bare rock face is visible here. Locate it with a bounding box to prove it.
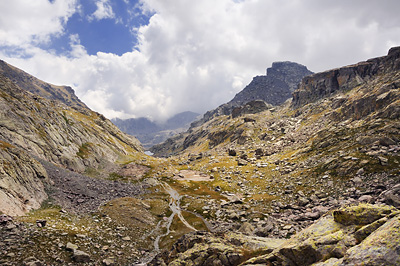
[0,141,50,215]
[292,46,400,108]
[231,61,313,106]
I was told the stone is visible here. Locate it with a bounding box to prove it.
[340,214,400,265]
[333,203,396,225]
[238,222,255,235]
[66,242,78,251]
[228,149,237,156]
[102,258,116,266]
[358,195,373,203]
[380,184,400,208]
[237,159,248,166]
[72,249,90,263]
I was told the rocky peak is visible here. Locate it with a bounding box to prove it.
[267,61,313,92]
[292,46,400,107]
[229,61,313,106]
[189,61,313,129]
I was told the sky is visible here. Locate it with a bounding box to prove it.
[1,0,400,122]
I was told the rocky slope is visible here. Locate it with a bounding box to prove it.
[0,68,143,173]
[0,60,87,110]
[147,47,400,265]
[112,111,200,149]
[0,62,143,215]
[0,141,50,216]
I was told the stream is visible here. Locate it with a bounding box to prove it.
[138,182,200,264]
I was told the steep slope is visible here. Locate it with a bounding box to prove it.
[0,140,50,216]
[0,72,143,173]
[0,62,144,215]
[0,60,86,109]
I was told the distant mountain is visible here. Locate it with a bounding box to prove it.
[112,111,200,149]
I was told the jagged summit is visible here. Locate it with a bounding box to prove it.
[190,61,312,128]
[229,61,313,106]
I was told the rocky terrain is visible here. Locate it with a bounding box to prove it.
[112,111,200,149]
[0,47,400,265]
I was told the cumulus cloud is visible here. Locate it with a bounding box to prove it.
[0,0,77,47]
[1,0,400,122]
[88,0,115,21]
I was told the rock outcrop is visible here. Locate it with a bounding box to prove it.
[243,203,400,266]
[0,141,50,215]
[292,46,400,107]
[0,60,87,110]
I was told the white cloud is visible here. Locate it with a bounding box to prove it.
[0,0,77,47]
[88,0,115,21]
[1,0,400,122]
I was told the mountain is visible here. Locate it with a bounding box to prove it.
[112,111,200,149]
[190,61,312,128]
[0,61,143,215]
[151,61,312,156]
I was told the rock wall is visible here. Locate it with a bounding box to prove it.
[292,46,400,107]
[0,141,49,215]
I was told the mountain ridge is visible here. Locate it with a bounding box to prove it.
[112,111,200,148]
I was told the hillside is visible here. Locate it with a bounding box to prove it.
[0,60,87,110]
[0,62,144,215]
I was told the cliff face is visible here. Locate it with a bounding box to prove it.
[0,141,49,216]
[292,46,400,107]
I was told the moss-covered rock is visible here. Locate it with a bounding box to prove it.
[242,204,400,266]
[333,203,397,226]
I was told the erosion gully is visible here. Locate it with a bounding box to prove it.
[138,181,211,264]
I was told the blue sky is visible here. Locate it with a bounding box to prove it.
[1,0,400,122]
[40,0,152,55]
